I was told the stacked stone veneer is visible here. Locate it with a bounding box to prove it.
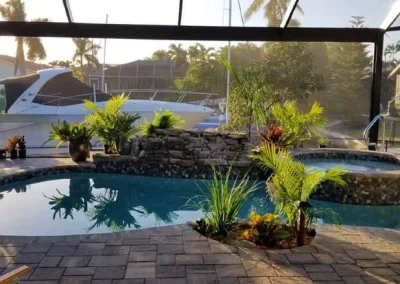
[293,149,400,205]
[93,129,267,179]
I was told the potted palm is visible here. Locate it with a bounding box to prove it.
[44,121,94,162]
[16,136,26,158]
[84,95,141,154]
[7,136,18,159]
[318,137,330,148]
[250,143,346,246]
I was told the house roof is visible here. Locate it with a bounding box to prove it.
[0,54,51,71]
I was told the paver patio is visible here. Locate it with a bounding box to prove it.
[0,223,398,283]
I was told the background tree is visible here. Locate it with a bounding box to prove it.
[48,60,73,68]
[323,16,372,122]
[150,49,172,61]
[72,38,101,76]
[168,44,188,67]
[244,0,303,26]
[0,0,47,75]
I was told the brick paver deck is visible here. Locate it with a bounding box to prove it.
[0,224,398,283]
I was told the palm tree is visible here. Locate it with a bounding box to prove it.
[244,0,303,27]
[151,50,172,61]
[48,60,73,68]
[195,43,215,62]
[72,38,101,75]
[250,143,346,245]
[0,0,47,75]
[168,44,188,67]
[385,44,397,63]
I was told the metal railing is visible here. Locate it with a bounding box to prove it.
[363,114,400,151]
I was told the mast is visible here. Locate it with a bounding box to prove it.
[102,14,108,92]
[226,0,232,123]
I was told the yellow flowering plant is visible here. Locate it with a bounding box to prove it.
[242,211,290,245]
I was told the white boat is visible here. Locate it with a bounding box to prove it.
[0,68,214,151]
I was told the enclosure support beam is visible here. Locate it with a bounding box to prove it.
[369,32,385,144]
[381,1,400,30]
[62,0,74,23]
[0,22,381,43]
[280,0,299,29]
[178,0,184,26]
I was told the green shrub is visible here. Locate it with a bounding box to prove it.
[141,110,185,136]
[189,167,258,236]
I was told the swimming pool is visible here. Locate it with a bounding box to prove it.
[302,158,400,172]
[0,173,399,235]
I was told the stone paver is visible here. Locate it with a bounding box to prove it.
[59,256,91,267]
[89,255,128,267]
[125,262,155,279]
[129,251,157,262]
[47,246,77,256]
[59,276,92,284]
[155,265,185,278]
[0,210,397,284]
[75,243,105,256]
[216,265,247,278]
[30,268,65,280]
[93,266,126,279]
[103,246,130,255]
[39,256,62,267]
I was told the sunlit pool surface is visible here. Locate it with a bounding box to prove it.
[0,173,399,236]
[301,158,400,172]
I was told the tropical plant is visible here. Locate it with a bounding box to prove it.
[188,167,259,236]
[249,143,346,231]
[72,38,101,75]
[244,0,303,27]
[141,110,185,136]
[242,211,290,245]
[257,124,286,147]
[270,101,327,148]
[44,121,94,148]
[0,0,47,75]
[84,95,141,153]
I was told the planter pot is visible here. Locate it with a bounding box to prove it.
[10,150,17,159]
[318,145,327,148]
[18,149,26,159]
[118,139,132,156]
[68,142,90,162]
[0,150,6,160]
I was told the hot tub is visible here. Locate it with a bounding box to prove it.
[292,149,400,205]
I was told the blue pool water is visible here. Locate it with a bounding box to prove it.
[0,173,399,236]
[302,158,400,172]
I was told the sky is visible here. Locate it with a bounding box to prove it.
[0,0,399,65]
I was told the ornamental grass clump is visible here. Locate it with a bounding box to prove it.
[190,167,258,237]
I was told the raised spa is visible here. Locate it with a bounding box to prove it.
[293,149,400,205]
